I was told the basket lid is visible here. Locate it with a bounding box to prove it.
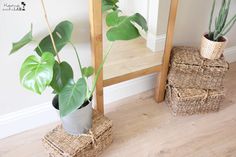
[171,46,229,68]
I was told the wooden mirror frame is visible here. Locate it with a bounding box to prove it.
[89,0,179,114]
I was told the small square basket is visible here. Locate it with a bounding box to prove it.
[42,111,113,157]
[166,86,225,116]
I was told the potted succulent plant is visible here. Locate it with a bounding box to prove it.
[200,0,236,60]
[9,0,147,135]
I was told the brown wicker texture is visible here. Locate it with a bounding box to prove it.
[166,86,225,116]
[42,111,113,157]
[168,46,229,90]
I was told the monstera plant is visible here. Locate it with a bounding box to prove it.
[10,0,148,135]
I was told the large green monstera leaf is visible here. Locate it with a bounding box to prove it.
[59,78,87,117]
[20,52,55,94]
[106,11,148,41]
[50,61,74,93]
[35,21,73,56]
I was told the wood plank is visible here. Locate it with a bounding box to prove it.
[104,38,163,84]
[104,65,161,87]
[155,0,179,102]
[89,0,104,113]
[1,63,236,157]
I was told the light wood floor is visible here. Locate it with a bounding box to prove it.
[1,63,236,157]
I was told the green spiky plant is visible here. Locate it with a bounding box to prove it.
[208,0,236,41]
[9,0,148,117]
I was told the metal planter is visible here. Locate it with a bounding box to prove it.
[52,95,93,135]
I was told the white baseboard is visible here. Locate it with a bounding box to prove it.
[1,46,235,139]
[104,73,157,104]
[146,33,166,52]
[0,74,157,139]
[0,103,59,139]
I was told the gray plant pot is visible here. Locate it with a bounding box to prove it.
[52,95,93,135]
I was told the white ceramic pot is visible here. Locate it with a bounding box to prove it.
[200,34,227,60]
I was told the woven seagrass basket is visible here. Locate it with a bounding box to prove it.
[166,86,225,116]
[42,111,113,157]
[200,34,227,60]
[168,46,229,90]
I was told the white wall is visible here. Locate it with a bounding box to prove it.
[0,0,91,115]
[119,0,236,50]
[158,0,236,47]
[119,0,148,18]
[1,0,236,115]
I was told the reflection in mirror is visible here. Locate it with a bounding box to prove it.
[102,0,164,85]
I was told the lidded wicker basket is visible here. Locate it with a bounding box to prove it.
[168,46,229,90]
[42,111,113,157]
[166,86,225,116]
[166,46,228,116]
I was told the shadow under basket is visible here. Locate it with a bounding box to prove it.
[166,86,225,116]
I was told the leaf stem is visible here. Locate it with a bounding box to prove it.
[40,0,61,63]
[69,41,90,99]
[32,40,44,55]
[88,42,113,99]
[37,44,44,55]
[69,41,83,77]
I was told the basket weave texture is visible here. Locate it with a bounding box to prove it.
[168,46,229,90]
[42,111,113,157]
[166,46,228,116]
[166,86,225,116]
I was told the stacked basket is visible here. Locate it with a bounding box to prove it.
[166,46,229,116]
